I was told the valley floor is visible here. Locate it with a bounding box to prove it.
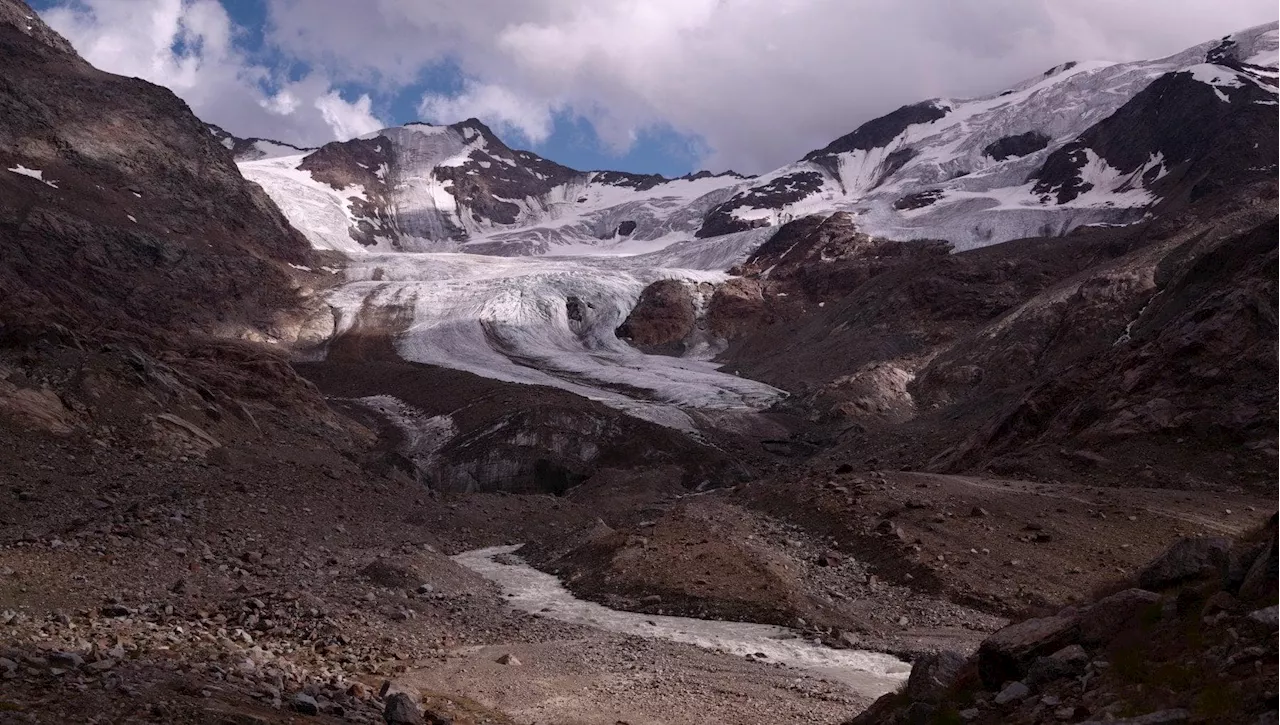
[2,359,1268,725]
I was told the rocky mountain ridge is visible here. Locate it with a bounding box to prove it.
[233,118,752,255]
[207,123,315,163]
[230,23,1276,257]
[701,23,1277,247]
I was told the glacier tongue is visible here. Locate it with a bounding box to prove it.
[242,144,782,430]
[327,250,783,430]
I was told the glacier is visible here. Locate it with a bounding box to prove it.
[238,147,778,432]
[238,21,1278,430]
[325,250,783,430]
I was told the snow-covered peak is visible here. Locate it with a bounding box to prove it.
[698,21,1278,248]
[241,22,1277,260]
[242,116,752,256]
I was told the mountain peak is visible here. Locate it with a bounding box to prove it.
[0,0,78,56]
[242,21,1277,256]
[453,117,493,133]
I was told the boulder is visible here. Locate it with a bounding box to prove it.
[1247,605,1278,629]
[977,614,1078,689]
[1077,588,1160,645]
[1226,541,1265,591]
[994,680,1030,705]
[614,279,698,351]
[1077,708,1189,724]
[1201,590,1239,617]
[903,701,938,725]
[1026,644,1088,685]
[291,693,319,716]
[49,652,84,668]
[903,650,967,703]
[383,693,425,725]
[1137,537,1231,590]
[1238,530,1277,602]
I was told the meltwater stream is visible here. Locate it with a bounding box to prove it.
[453,545,911,698]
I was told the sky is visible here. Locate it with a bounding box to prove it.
[29,0,1278,176]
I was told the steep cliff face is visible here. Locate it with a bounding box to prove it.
[0,2,313,341]
[0,0,338,451]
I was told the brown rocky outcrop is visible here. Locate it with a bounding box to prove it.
[851,523,1280,724]
[707,277,766,340]
[732,212,952,304]
[615,279,699,353]
[0,0,338,451]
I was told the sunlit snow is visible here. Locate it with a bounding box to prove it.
[7,164,57,188]
[712,23,1278,249]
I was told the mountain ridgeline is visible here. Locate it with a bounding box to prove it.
[233,23,1277,256]
[0,1,1278,722]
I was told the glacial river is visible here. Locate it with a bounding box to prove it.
[452,544,911,698]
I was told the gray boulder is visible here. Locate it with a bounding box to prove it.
[1078,588,1160,645]
[292,693,319,716]
[977,614,1078,688]
[1247,605,1278,629]
[384,693,425,725]
[903,701,937,725]
[994,680,1030,705]
[1137,537,1231,590]
[1026,643,1089,685]
[904,650,967,702]
[1238,531,1277,601]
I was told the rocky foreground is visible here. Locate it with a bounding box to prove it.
[852,520,1278,724]
[0,421,878,725]
[1,1,1277,723]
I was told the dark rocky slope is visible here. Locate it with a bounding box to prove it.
[850,519,1278,724]
[0,0,343,456]
[697,186,1277,492]
[932,207,1278,480]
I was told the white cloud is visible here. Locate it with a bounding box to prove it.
[316,90,382,141]
[41,0,384,146]
[39,0,1279,172]
[260,0,1277,172]
[418,82,557,144]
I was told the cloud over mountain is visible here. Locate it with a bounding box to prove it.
[40,0,1278,173]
